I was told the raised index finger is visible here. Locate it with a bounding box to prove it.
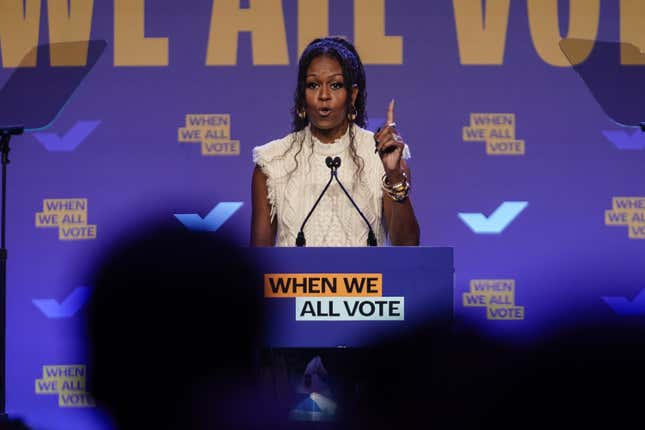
[386,99,395,125]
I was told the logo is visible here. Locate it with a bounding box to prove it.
[603,130,645,150]
[33,121,101,152]
[32,287,90,318]
[605,197,645,239]
[178,114,240,156]
[35,198,97,240]
[265,273,404,321]
[462,113,525,155]
[602,289,645,316]
[35,365,95,408]
[463,279,525,320]
[458,201,528,234]
[174,202,243,232]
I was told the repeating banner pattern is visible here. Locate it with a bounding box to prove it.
[1,1,643,429]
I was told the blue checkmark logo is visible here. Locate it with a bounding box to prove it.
[458,201,528,234]
[174,202,243,232]
[33,120,101,151]
[32,286,91,318]
[602,130,645,150]
[602,289,645,316]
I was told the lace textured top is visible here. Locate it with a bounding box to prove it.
[253,125,410,247]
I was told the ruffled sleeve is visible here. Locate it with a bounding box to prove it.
[252,134,297,222]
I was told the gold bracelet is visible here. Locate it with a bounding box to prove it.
[382,173,410,201]
[388,189,409,201]
[382,172,408,190]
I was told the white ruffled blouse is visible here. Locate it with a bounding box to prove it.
[253,125,410,247]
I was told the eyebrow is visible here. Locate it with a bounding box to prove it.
[306,73,344,78]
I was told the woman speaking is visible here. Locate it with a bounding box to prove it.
[251,37,419,247]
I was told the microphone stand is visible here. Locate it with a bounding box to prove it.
[295,157,337,246]
[296,157,378,247]
[0,126,23,419]
[330,157,377,246]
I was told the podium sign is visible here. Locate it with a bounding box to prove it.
[252,247,454,347]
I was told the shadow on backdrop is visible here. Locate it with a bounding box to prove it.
[0,40,106,131]
[560,38,645,129]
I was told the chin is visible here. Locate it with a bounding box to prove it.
[311,119,343,131]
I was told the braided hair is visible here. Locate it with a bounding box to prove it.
[285,37,368,184]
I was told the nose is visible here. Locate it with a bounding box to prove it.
[318,85,331,101]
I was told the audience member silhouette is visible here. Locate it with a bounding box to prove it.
[85,226,276,430]
[84,225,645,429]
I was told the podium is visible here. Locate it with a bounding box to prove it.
[251,247,454,347]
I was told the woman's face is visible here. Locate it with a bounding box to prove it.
[304,55,357,141]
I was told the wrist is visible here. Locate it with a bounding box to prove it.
[385,170,405,184]
[382,172,410,202]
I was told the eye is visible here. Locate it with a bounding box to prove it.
[330,82,344,90]
[306,82,319,89]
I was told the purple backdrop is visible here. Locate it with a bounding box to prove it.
[1,1,643,428]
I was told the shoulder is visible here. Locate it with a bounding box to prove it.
[352,125,375,157]
[353,125,374,143]
[252,131,300,167]
[252,130,305,179]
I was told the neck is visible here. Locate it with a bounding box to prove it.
[310,122,349,144]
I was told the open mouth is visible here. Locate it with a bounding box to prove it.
[317,108,332,117]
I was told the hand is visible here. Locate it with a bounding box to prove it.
[374,100,405,180]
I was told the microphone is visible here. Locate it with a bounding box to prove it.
[325,156,335,169]
[295,157,337,246]
[331,157,378,247]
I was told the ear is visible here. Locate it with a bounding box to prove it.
[351,84,359,105]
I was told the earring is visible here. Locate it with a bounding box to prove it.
[348,105,357,121]
[298,110,306,119]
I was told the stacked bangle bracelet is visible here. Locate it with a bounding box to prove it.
[381,172,410,201]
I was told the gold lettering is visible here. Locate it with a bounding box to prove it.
[453,0,510,65]
[620,0,645,65]
[47,0,94,66]
[298,0,329,58]
[528,0,599,67]
[206,0,288,66]
[0,0,41,67]
[354,0,402,64]
[114,0,168,66]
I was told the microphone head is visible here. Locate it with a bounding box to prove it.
[333,157,341,168]
[325,157,334,168]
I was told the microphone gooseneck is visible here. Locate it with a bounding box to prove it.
[295,157,336,246]
[296,157,378,247]
[331,158,378,247]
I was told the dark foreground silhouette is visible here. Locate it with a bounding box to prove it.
[83,226,645,429]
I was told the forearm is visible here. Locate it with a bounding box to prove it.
[250,227,275,247]
[386,197,420,246]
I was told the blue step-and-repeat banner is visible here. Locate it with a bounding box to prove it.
[1,0,644,428]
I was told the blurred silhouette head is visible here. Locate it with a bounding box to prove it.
[85,225,267,430]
